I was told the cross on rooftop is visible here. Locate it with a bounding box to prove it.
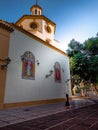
[36,0,38,5]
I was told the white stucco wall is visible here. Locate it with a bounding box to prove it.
[4,29,71,103]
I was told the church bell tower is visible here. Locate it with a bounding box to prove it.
[16,0,56,43]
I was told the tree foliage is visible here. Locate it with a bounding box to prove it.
[66,37,98,83]
[84,37,98,55]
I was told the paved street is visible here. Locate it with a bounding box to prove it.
[0,96,98,130]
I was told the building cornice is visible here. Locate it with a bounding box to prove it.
[16,15,56,27]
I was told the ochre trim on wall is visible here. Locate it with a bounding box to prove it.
[11,24,68,57]
[15,15,56,34]
[16,15,56,27]
[3,98,65,109]
[0,25,13,109]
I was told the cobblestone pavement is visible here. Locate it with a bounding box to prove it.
[0,97,98,130]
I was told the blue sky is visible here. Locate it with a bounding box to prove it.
[0,0,98,50]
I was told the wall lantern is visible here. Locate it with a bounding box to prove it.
[45,70,53,78]
[62,68,64,72]
[36,60,40,66]
[65,79,70,83]
[0,57,11,69]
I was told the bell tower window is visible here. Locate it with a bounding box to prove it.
[35,9,37,14]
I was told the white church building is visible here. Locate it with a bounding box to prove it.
[0,3,71,109]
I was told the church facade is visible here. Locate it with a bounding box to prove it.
[0,3,71,109]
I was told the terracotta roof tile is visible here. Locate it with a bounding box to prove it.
[0,20,14,32]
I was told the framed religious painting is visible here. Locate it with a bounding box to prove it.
[21,51,35,80]
[54,62,61,83]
